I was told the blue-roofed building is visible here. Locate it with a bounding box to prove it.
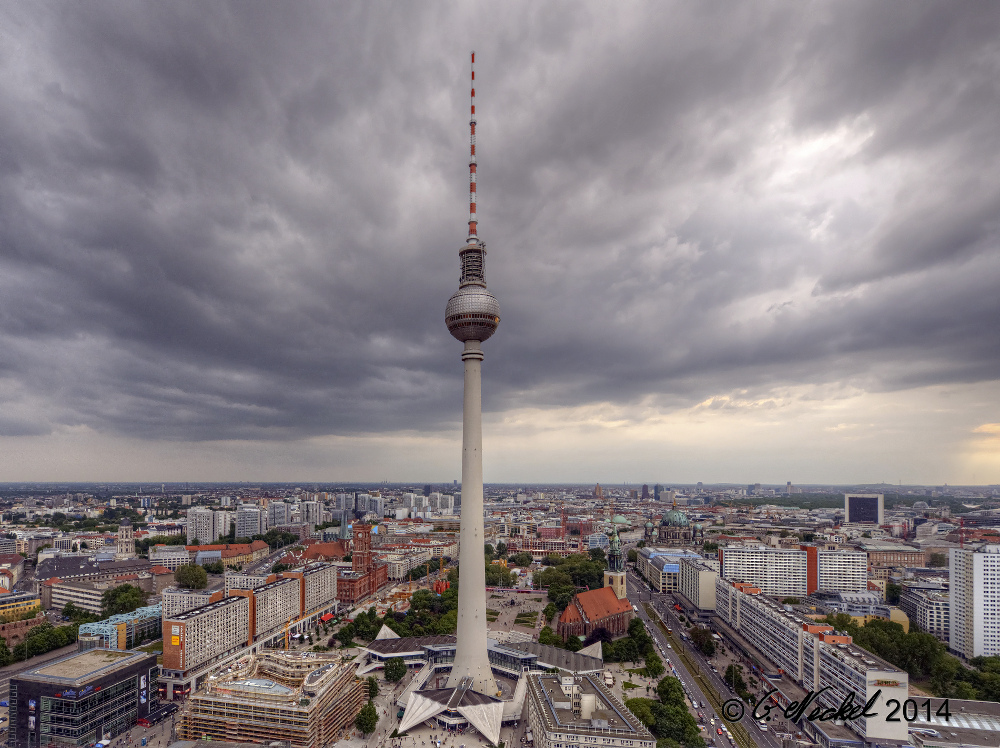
[636,547,703,593]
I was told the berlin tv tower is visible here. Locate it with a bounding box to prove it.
[444,50,501,696]
[398,54,504,744]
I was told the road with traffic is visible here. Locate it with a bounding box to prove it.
[624,566,783,748]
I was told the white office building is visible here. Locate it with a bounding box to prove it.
[950,544,1000,659]
[235,505,267,539]
[187,507,224,545]
[300,500,322,528]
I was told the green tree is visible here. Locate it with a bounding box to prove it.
[337,622,356,647]
[366,676,379,699]
[101,584,149,618]
[355,700,378,735]
[0,636,13,667]
[496,542,508,558]
[724,664,748,698]
[538,626,562,647]
[589,547,606,563]
[645,651,665,679]
[384,657,407,683]
[484,543,495,560]
[543,603,557,624]
[928,552,947,568]
[202,561,225,574]
[656,676,685,706]
[689,627,716,657]
[510,552,533,567]
[627,549,639,564]
[885,582,902,605]
[175,564,208,589]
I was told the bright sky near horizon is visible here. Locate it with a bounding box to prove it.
[0,2,998,484]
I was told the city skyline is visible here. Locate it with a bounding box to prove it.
[0,3,998,484]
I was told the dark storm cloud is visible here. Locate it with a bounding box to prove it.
[0,1,997,443]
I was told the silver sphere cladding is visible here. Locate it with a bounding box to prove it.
[445,285,500,342]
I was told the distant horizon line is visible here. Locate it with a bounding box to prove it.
[0,481,996,490]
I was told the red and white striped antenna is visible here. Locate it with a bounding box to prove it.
[468,51,478,242]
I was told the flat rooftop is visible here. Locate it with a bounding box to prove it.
[527,674,654,741]
[22,648,147,684]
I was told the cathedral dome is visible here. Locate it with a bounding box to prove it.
[612,515,628,525]
[663,509,689,527]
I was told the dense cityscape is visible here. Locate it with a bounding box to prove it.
[0,482,998,748]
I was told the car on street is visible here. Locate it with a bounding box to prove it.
[717,728,723,735]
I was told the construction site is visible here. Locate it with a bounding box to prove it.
[176,651,366,747]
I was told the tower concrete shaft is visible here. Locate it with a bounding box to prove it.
[447,339,498,694]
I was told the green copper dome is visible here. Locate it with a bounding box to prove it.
[612,515,628,525]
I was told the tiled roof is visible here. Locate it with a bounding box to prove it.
[559,602,583,625]
[574,586,632,622]
[149,566,173,575]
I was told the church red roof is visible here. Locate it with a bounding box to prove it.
[573,586,632,622]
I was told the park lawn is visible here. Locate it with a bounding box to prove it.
[623,681,640,690]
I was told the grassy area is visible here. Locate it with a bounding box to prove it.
[137,641,163,653]
[513,612,539,627]
[486,609,499,622]
[643,604,755,748]
[623,681,640,690]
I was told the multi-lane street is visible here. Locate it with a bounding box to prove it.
[624,567,784,748]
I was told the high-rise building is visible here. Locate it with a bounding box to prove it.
[844,493,885,525]
[236,505,266,538]
[400,52,503,744]
[950,544,1000,659]
[300,500,322,528]
[187,507,221,545]
[267,501,290,527]
[641,484,650,500]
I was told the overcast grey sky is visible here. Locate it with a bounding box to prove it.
[1,1,998,484]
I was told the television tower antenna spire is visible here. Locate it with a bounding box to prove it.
[468,51,478,242]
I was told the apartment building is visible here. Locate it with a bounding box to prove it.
[161,596,251,697]
[950,544,1000,659]
[718,545,866,597]
[299,500,322,528]
[186,508,224,545]
[235,505,267,538]
[238,577,300,640]
[900,582,949,641]
[267,501,291,527]
[161,588,219,618]
[678,557,719,613]
[283,563,339,615]
[715,579,908,742]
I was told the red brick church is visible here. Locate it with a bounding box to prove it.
[556,586,633,640]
